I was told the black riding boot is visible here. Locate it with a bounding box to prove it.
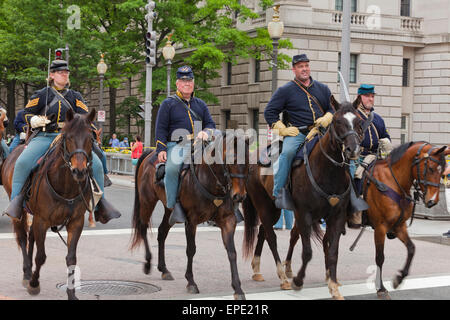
[94,198,121,224]
[169,202,186,226]
[104,174,112,187]
[3,194,25,220]
[274,187,295,211]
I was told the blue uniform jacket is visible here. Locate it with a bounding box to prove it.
[24,86,89,130]
[155,93,216,153]
[264,78,333,128]
[356,106,390,155]
[14,109,28,134]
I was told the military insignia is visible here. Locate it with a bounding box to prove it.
[26,98,39,108]
[181,66,189,72]
[76,99,88,112]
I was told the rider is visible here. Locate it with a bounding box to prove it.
[3,59,120,223]
[155,65,215,223]
[349,84,392,226]
[9,109,28,153]
[264,54,334,210]
[0,106,10,158]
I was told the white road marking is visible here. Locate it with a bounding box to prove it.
[193,275,450,300]
[0,226,245,240]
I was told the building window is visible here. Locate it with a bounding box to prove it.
[338,53,358,83]
[252,109,259,136]
[400,0,410,17]
[226,62,232,85]
[402,58,409,87]
[401,114,409,144]
[254,59,261,83]
[335,0,357,12]
[222,110,231,130]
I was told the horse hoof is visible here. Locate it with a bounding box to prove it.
[291,279,303,291]
[27,284,40,296]
[187,285,200,294]
[88,222,96,228]
[252,274,265,282]
[234,293,246,300]
[333,295,345,300]
[392,276,402,289]
[377,290,391,300]
[161,272,174,281]
[143,262,151,275]
[22,279,30,288]
[280,281,292,290]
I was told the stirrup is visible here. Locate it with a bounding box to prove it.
[104,174,112,187]
[169,202,186,226]
[3,194,25,220]
[274,188,295,211]
[349,183,369,213]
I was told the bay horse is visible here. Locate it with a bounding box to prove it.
[243,96,363,299]
[356,141,448,299]
[2,109,99,300]
[131,131,250,299]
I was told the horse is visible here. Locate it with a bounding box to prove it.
[354,141,448,299]
[1,109,99,300]
[131,131,250,299]
[243,96,364,299]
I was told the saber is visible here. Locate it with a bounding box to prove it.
[43,48,52,131]
[338,71,351,102]
[349,226,366,251]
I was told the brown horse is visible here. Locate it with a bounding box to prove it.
[131,132,250,299]
[1,109,99,300]
[243,96,364,299]
[356,141,448,299]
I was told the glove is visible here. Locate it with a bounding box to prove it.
[306,127,320,141]
[355,154,377,179]
[30,115,50,129]
[19,132,26,140]
[379,138,393,155]
[314,112,333,128]
[272,120,299,137]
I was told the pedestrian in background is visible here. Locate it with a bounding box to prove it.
[274,209,293,230]
[131,135,143,166]
[109,133,119,148]
[119,136,129,149]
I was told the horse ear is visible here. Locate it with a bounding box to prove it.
[330,95,340,111]
[353,95,361,110]
[433,145,447,155]
[87,108,96,123]
[66,108,74,122]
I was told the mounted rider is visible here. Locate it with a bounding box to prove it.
[155,65,216,223]
[349,84,392,227]
[0,106,10,158]
[264,54,335,210]
[3,58,120,223]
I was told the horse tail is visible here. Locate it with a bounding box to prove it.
[12,213,29,249]
[242,195,259,259]
[130,150,152,250]
[311,221,324,246]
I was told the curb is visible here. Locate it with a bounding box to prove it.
[108,176,134,188]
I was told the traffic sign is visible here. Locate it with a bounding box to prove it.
[98,110,106,122]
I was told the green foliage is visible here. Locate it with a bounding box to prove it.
[116,95,144,133]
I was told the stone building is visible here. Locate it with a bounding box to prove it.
[208,0,449,147]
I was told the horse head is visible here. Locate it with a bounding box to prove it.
[329,95,363,160]
[222,130,250,203]
[62,108,96,182]
[413,143,447,208]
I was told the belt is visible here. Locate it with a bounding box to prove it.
[170,134,194,143]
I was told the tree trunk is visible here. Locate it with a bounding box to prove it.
[109,86,116,135]
[6,79,16,135]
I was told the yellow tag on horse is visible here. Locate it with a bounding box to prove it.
[213,199,223,207]
[328,197,340,207]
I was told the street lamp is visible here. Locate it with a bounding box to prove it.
[97,53,108,140]
[162,34,175,97]
[267,5,284,94]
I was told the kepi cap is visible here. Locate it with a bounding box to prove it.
[50,60,70,72]
[292,54,309,65]
[176,66,194,80]
[358,84,375,95]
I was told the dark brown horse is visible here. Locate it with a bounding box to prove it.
[131,132,250,299]
[356,141,448,299]
[1,109,99,300]
[243,96,363,299]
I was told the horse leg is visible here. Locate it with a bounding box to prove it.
[220,218,245,300]
[292,218,312,291]
[374,225,390,299]
[185,222,199,294]
[284,225,300,279]
[392,224,415,289]
[28,219,47,296]
[158,208,174,280]
[138,199,157,275]
[13,218,32,288]
[324,218,344,300]
[251,224,265,282]
[65,216,84,300]
[25,225,35,288]
[88,211,96,228]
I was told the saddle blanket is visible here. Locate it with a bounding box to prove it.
[294,135,320,161]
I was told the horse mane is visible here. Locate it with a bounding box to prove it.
[388,141,421,165]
